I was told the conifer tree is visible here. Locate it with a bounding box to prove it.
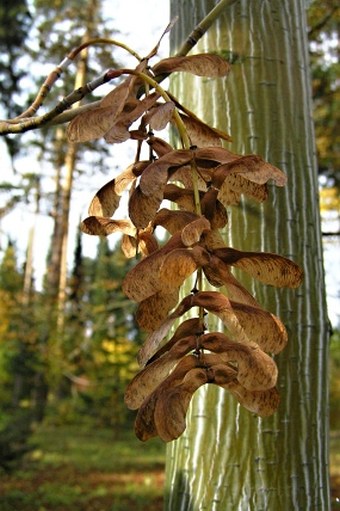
[0,0,31,159]
[0,241,36,414]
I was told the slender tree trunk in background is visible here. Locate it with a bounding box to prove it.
[33,0,99,418]
[23,179,40,301]
[57,89,84,332]
[57,0,99,330]
[166,1,330,510]
[30,128,65,422]
[47,126,65,297]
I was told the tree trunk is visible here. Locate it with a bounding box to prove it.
[46,126,65,297]
[34,0,99,418]
[165,1,330,510]
[57,1,96,330]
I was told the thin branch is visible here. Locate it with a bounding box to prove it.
[308,6,339,38]
[322,231,340,237]
[13,38,142,121]
[48,100,101,126]
[0,0,239,135]
[176,0,239,56]
[0,70,116,134]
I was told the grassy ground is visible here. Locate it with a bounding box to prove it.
[1,424,339,510]
[0,424,166,511]
[331,432,340,510]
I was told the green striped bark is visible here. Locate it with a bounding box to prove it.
[165,1,330,510]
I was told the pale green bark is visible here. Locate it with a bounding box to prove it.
[165,1,330,510]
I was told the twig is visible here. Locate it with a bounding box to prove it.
[308,6,339,38]
[13,37,142,121]
[0,0,239,135]
[48,100,101,126]
[0,70,117,134]
[176,0,239,56]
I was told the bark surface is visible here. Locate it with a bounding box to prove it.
[165,1,330,510]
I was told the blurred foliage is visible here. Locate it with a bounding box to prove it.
[0,235,143,437]
[0,0,31,116]
[320,186,340,214]
[0,242,37,471]
[0,0,31,159]
[55,236,143,428]
[0,411,34,473]
[0,242,37,406]
[307,0,340,189]
[330,329,340,429]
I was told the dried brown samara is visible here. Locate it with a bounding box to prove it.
[71,34,303,442]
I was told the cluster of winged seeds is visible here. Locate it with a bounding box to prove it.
[67,49,303,442]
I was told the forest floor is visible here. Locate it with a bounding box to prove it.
[331,431,340,510]
[0,424,339,510]
[0,424,166,511]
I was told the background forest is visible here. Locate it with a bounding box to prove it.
[0,0,339,510]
